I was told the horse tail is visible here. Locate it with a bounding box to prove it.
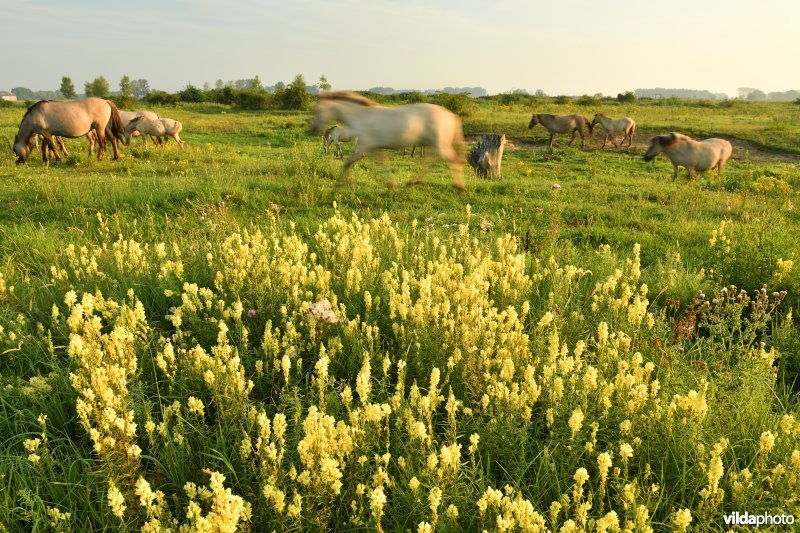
[107,100,126,141]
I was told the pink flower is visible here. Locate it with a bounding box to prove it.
[247,309,256,318]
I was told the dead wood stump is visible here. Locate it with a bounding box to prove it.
[468,133,506,179]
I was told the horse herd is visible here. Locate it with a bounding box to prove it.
[11,91,733,190]
[311,91,733,189]
[11,97,184,163]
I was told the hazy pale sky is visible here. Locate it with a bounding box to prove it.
[2,0,798,96]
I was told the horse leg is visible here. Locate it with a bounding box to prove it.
[41,133,61,162]
[57,136,68,157]
[436,145,465,191]
[672,166,679,181]
[548,133,555,148]
[95,126,107,160]
[568,131,576,147]
[340,149,367,182]
[579,130,585,148]
[173,134,184,150]
[106,126,120,160]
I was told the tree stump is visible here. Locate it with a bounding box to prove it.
[468,134,506,179]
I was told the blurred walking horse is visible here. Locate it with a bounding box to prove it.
[310,91,465,189]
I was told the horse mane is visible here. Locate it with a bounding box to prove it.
[18,100,51,126]
[320,91,379,107]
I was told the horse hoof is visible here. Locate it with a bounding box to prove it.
[453,182,466,192]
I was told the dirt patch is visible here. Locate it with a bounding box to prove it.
[466,131,799,164]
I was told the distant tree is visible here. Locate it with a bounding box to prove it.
[85,76,110,98]
[318,74,331,92]
[119,75,133,99]
[616,91,636,103]
[280,74,310,110]
[250,75,263,91]
[746,89,766,101]
[534,89,547,97]
[11,87,36,100]
[215,79,225,89]
[60,77,76,99]
[738,87,758,99]
[203,82,210,91]
[130,79,150,99]
[274,81,286,92]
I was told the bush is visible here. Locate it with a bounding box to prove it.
[576,94,601,107]
[552,95,571,105]
[178,86,205,103]
[616,91,637,103]
[234,89,270,111]
[428,92,474,116]
[109,95,137,110]
[145,91,178,106]
[207,87,236,106]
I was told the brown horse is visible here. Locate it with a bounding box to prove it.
[13,98,124,163]
[528,113,592,148]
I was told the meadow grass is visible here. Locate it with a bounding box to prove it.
[0,99,799,531]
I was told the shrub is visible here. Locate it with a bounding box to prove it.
[616,91,637,103]
[178,86,205,103]
[207,86,236,106]
[428,92,474,116]
[553,95,571,105]
[145,91,178,106]
[576,94,601,107]
[234,89,270,111]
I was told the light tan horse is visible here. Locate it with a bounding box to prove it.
[124,116,184,148]
[528,113,592,148]
[644,132,732,180]
[119,110,162,145]
[322,125,357,158]
[310,91,465,190]
[591,113,636,148]
[13,98,124,163]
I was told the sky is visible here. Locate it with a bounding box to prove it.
[1,0,799,97]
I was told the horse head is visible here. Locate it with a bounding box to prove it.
[644,133,677,162]
[309,100,336,135]
[12,133,30,164]
[528,114,540,129]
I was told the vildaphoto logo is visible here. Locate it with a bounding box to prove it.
[723,512,795,527]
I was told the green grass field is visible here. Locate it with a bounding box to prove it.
[1,98,799,531]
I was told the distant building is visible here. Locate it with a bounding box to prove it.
[0,91,17,102]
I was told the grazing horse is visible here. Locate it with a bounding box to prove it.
[119,110,162,146]
[528,113,592,148]
[644,132,732,180]
[124,116,184,148]
[310,91,465,190]
[591,113,636,148]
[323,125,357,158]
[13,98,124,163]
